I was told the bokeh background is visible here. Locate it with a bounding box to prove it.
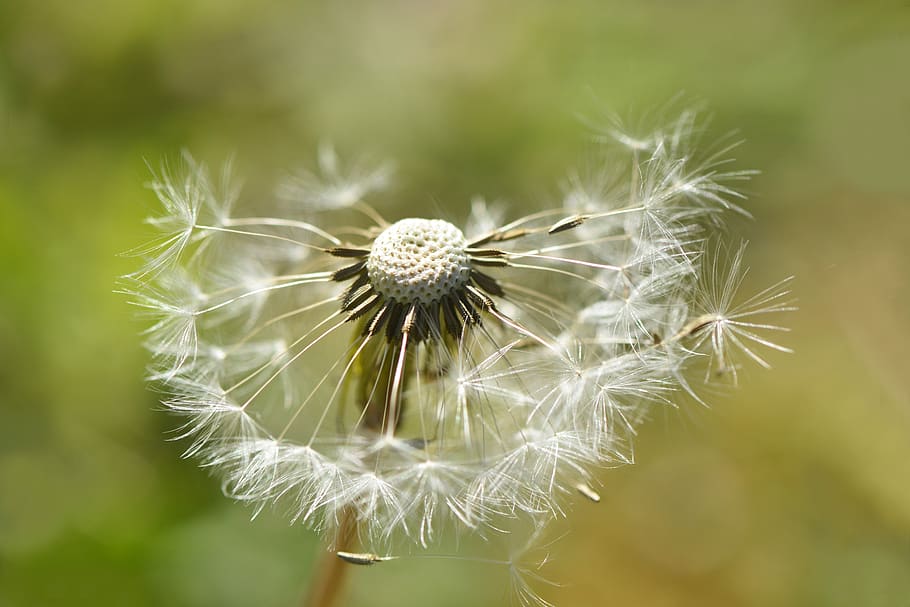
[1,1,909,605]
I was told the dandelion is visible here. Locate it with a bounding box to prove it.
[125,108,792,606]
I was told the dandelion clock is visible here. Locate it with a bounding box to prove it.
[124,108,792,606]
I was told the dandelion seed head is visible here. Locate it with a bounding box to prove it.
[125,106,793,605]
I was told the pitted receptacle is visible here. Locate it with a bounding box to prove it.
[367,218,471,306]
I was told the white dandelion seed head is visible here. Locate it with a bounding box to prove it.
[125,107,793,604]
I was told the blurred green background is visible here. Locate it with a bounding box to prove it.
[1,1,908,605]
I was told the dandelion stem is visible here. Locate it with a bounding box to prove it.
[303,507,358,607]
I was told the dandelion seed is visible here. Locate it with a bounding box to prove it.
[684,243,795,385]
[575,482,602,503]
[335,551,396,566]
[126,110,792,606]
